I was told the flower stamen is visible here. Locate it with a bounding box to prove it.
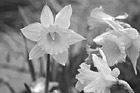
[49,32,56,40]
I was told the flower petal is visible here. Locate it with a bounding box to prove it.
[111,67,120,78]
[90,6,113,21]
[68,29,85,45]
[84,77,105,93]
[29,44,45,59]
[105,20,124,32]
[39,27,69,55]
[99,48,107,63]
[87,16,105,29]
[76,63,99,84]
[52,51,68,66]
[133,36,140,51]
[103,88,111,93]
[21,22,42,41]
[118,34,132,49]
[103,46,126,66]
[126,45,139,74]
[41,5,54,28]
[55,5,72,29]
[92,54,111,76]
[93,30,121,45]
[92,54,118,85]
[115,13,128,20]
[124,28,139,39]
[89,6,125,32]
[98,35,126,66]
[75,81,87,92]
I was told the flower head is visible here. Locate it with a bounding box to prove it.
[94,20,140,74]
[21,4,85,65]
[76,50,120,93]
[88,6,126,32]
[118,28,140,74]
[94,33,126,66]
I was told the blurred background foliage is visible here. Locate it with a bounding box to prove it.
[0,0,140,93]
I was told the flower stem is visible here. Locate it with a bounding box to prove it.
[45,54,50,93]
[24,83,31,93]
[22,34,36,81]
[39,57,44,77]
[118,79,134,93]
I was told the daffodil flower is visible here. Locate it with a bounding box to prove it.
[88,6,126,31]
[21,4,85,65]
[76,50,120,93]
[89,6,140,74]
[118,28,140,74]
[94,24,140,74]
[94,33,126,66]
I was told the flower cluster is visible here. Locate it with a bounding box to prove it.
[21,4,137,93]
[89,6,140,74]
[76,6,138,93]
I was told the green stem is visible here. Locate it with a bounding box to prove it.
[45,54,50,93]
[24,83,31,93]
[28,59,36,81]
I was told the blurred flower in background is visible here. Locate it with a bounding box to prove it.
[30,77,59,93]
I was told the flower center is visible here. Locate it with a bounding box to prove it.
[48,32,56,40]
[47,32,60,43]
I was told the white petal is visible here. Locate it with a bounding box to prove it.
[126,45,139,74]
[103,88,111,93]
[99,48,107,63]
[29,44,45,59]
[55,5,72,29]
[92,54,111,76]
[118,33,132,49]
[104,20,124,32]
[75,81,86,92]
[68,29,85,45]
[111,67,120,78]
[87,16,105,29]
[115,13,128,20]
[134,36,140,51]
[21,22,42,41]
[76,63,99,84]
[41,5,54,28]
[52,51,68,66]
[90,6,113,21]
[93,30,121,45]
[98,34,126,66]
[84,77,105,93]
[104,75,117,84]
[124,28,139,39]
